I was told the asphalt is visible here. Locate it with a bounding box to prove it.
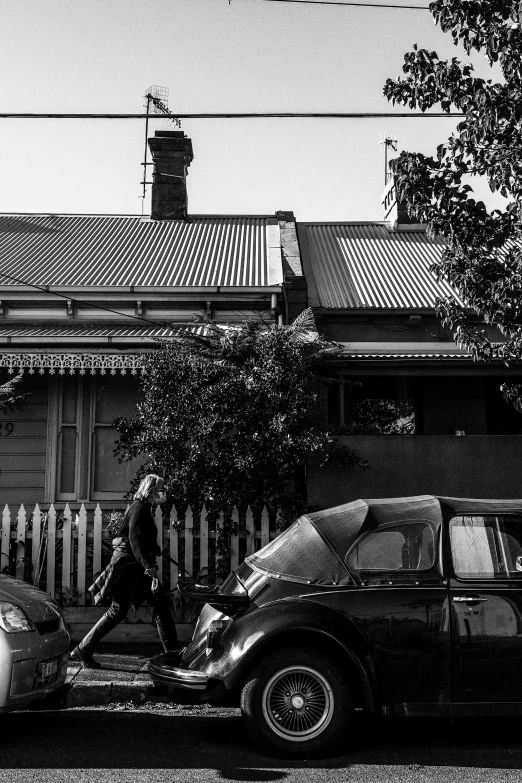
[62,642,191,709]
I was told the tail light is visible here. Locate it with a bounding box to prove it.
[206,619,231,654]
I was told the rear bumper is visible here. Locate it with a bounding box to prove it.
[148,652,210,692]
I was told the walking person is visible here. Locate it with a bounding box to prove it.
[71,474,181,668]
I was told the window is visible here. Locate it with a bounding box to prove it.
[450,515,522,580]
[327,375,416,434]
[348,521,435,572]
[56,374,141,502]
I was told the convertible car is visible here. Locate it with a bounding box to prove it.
[149,495,522,757]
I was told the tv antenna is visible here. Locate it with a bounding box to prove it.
[141,86,181,203]
[380,133,397,185]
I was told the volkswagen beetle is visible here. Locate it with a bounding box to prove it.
[0,574,69,712]
[149,495,522,757]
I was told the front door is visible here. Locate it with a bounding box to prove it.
[449,514,522,702]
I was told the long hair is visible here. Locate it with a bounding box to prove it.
[134,474,163,501]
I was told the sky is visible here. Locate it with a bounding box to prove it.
[0,0,506,221]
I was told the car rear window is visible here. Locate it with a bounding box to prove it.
[347,521,436,573]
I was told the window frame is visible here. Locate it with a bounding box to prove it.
[346,518,439,577]
[54,374,140,503]
[449,513,522,582]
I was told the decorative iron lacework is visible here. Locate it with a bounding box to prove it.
[0,353,145,375]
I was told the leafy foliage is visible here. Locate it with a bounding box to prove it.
[0,374,26,414]
[384,0,522,369]
[115,312,365,525]
[348,398,416,435]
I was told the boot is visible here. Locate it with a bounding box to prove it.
[70,645,102,669]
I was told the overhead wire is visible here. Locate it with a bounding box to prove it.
[0,112,464,118]
[241,0,430,9]
[0,268,202,335]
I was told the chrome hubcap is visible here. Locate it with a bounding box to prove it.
[262,666,334,741]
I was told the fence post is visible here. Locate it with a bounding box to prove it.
[31,505,41,585]
[0,505,9,576]
[185,506,193,579]
[200,505,209,577]
[77,504,87,606]
[61,504,72,591]
[245,506,255,557]
[261,506,270,548]
[46,505,57,599]
[16,505,26,582]
[215,511,224,579]
[169,506,179,592]
[93,505,103,579]
[230,507,239,572]
[155,505,163,583]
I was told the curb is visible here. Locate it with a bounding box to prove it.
[64,678,171,708]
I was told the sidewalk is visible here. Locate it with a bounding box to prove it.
[63,634,196,709]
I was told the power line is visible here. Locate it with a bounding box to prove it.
[0,269,198,335]
[244,0,429,9]
[0,112,464,119]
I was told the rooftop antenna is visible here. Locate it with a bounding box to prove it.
[380,133,397,185]
[141,86,182,204]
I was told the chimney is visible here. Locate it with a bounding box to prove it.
[381,174,424,232]
[148,130,193,220]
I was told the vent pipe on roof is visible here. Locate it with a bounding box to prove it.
[148,130,194,220]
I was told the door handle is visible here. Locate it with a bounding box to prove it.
[453,595,488,603]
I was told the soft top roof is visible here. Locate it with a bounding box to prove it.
[247,495,522,586]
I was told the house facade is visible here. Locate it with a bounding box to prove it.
[0,130,306,509]
[300,181,522,507]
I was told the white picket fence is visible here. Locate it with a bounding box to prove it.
[0,503,277,606]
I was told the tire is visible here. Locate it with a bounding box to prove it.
[240,645,353,759]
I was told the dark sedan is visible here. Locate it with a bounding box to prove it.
[149,495,522,757]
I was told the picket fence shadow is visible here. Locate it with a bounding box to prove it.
[0,503,277,615]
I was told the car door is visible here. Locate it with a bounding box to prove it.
[449,514,522,702]
[345,519,451,705]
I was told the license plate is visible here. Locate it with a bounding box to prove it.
[39,658,58,678]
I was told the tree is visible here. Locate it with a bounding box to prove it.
[384,0,522,394]
[115,311,365,525]
[0,374,25,414]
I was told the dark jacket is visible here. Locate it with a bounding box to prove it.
[88,500,161,606]
[120,499,161,571]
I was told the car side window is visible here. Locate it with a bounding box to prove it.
[450,515,522,579]
[347,521,435,572]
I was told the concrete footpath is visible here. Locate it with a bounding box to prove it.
[63,634,196,709]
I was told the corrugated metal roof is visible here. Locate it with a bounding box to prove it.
[338,341,471,360]
[0,324,180,337]
[300,223,466,309]
[0,215,276,288]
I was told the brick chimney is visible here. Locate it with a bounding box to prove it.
[148,130,193,220]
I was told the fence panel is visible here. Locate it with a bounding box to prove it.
[230,507,240,572]
[77,504,88,605]
[169,506,179,592]
[155,505,163,583]
[46,505,57,599]
[1,505,10,576]
[185,506,193,579]
[62,504,72,590]
[200,505,208,576]
[93,504,103,579]
[31,505,41,586]
[1,502,278,606]
[15,505,26,582]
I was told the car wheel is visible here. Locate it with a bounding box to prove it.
[240,645,353,758]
